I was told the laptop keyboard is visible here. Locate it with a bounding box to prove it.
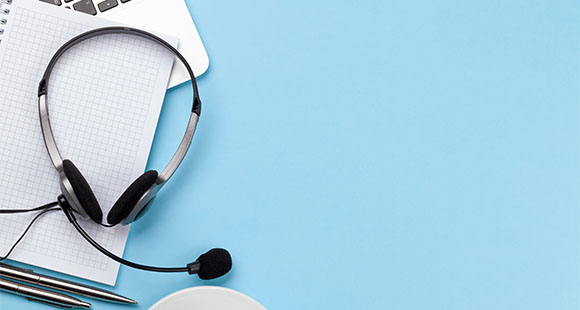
[39,0,131,15]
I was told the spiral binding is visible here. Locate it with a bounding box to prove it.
[0,0,12,40]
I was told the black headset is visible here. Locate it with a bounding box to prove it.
[37,27,231,280]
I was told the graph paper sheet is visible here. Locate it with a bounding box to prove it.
[0,0,177,285]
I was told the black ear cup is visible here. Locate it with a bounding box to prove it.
[107,170,159,225]
[62,160,103,223]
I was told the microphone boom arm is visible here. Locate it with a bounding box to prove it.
[59,196,189,273]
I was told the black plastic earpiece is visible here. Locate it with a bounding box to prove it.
[62,160,102,223]
[107,170,158,225]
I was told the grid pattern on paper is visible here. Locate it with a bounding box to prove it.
[0,6,170,274]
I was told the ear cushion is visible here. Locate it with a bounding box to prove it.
[107,170,158,226]
[62,160,103,223]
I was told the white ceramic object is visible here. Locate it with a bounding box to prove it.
[149,286,266,310]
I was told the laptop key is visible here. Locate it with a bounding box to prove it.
[73,0,97,15]
[98,0,118,12]
[39,0,62,5]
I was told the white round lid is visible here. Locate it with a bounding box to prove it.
[149,286,266,310]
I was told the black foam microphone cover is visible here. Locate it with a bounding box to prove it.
[196,248,232,280]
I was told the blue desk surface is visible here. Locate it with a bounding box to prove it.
[3,0,579,309]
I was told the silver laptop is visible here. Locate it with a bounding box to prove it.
[39,0,209,88]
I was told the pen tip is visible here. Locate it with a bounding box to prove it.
[120,297,138,304]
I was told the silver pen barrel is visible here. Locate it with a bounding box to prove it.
[0,263,136,304]
[0,277,91,309]
[37,274,137,304]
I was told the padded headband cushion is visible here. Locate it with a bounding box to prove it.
[62,160,103,223]
[107,170,158,226]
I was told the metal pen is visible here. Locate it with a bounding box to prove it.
[0,263,137,304]
[0,277,91,309]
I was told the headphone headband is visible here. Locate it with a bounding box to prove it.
[38,26,200,185]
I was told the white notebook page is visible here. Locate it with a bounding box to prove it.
[0,0,177,285]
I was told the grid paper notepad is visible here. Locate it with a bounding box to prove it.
[0,0,177,285]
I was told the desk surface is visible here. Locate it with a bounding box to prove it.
[3,0,579,309]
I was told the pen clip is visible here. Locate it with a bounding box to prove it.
[27,297,73,309]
